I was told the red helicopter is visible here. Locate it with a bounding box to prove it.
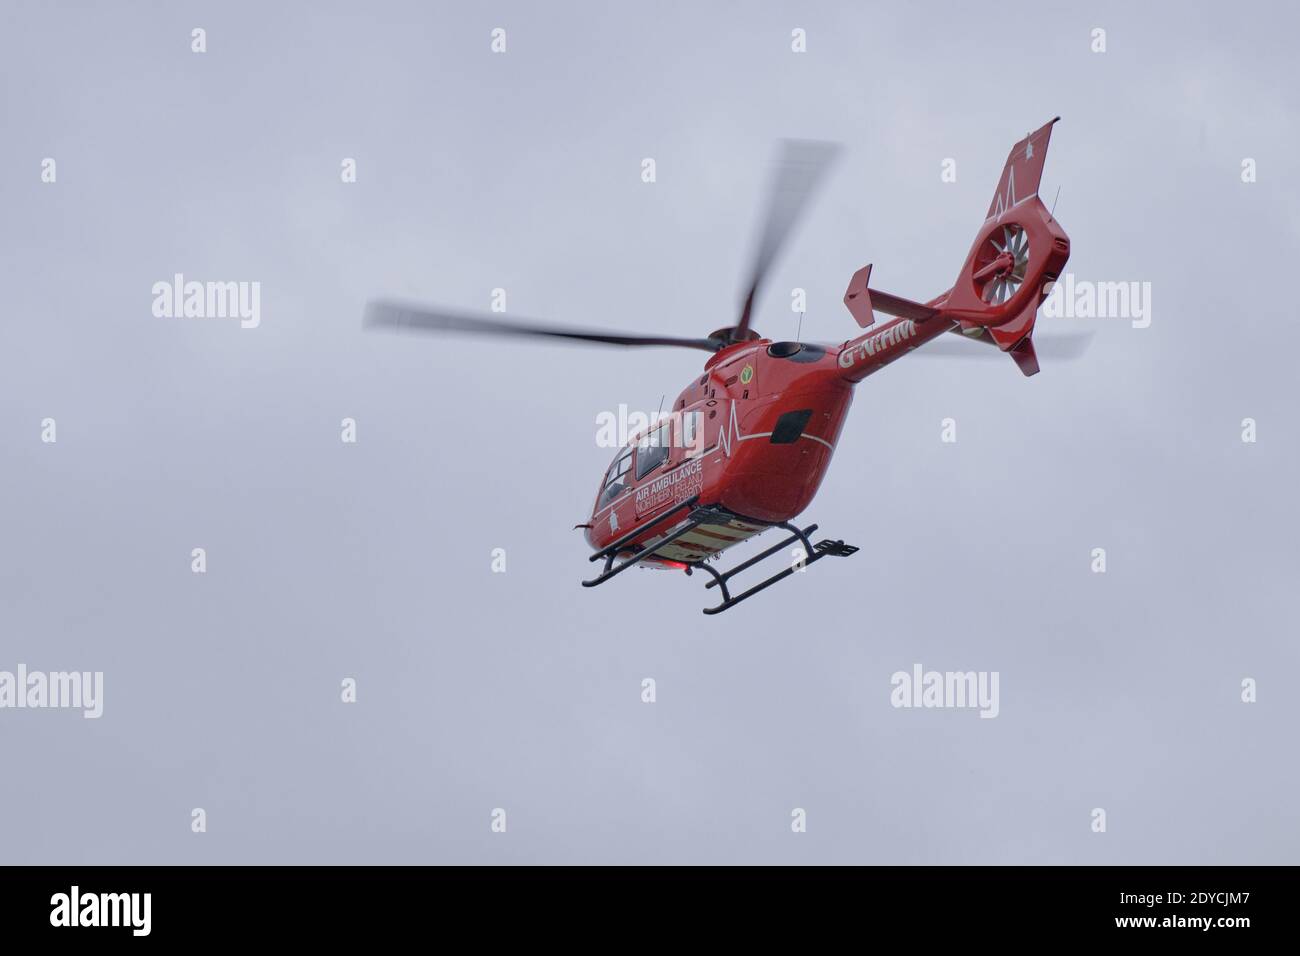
[367,119,1072,614]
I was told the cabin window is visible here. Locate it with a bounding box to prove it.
[600,448,633,506]
[635,422,671,479]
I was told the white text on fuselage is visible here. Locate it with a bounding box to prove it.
[635,458,703,513]
[838,320,917,368]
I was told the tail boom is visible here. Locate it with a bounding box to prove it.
[836,312,958,383]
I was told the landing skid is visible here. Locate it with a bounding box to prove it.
[582,496,702,589]
[690,522,858,615]
[582,498,857,614]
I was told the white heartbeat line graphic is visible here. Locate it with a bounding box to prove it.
[717,400,833,456]
[987,133,1042,222]
[716,400,753,457]
[989,168,1014,220]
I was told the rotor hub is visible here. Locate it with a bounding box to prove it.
[973,223,1031,305]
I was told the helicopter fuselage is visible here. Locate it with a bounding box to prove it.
[584,313,958,567]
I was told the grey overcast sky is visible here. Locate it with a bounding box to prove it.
[1,0,1297,864]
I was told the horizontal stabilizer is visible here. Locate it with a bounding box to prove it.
[868,288,941,322]
[844,265,944,327]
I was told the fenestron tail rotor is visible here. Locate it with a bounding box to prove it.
[979,223,1031,305]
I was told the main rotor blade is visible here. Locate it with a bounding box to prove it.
[918,331,1095,360]
[364,301,723,352]
[734,139,841,341]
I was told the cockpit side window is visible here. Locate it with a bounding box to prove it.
[599,447,633,507]
[635,422,671,479]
